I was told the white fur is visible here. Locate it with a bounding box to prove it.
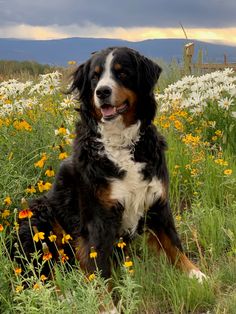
[189,269,207,284]
[94,52,118,109]
[98,117,164,235]
[100,308,118,314]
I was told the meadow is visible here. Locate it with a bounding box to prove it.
[0,63,236,313]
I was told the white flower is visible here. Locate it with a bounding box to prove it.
[158,68,236,115]
[29,71,62,95]
[218,97,234,110]
[60,96,76,109]
[0,72,63,117]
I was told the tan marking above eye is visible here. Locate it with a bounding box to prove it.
[114,63,122,71]
[94,65,102,73]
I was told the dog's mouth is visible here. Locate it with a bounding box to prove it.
[100,101,129,121]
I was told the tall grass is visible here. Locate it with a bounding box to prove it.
[0,60,60,81]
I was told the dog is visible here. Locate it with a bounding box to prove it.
[18,47,206,284]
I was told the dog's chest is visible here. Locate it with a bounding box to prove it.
[98,120,163,234]
[109,149,163,234]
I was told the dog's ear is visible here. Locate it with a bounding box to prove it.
[138,55,162,94]
[69,60,98,129]
[131,51,162,124]
[69,60,91,102]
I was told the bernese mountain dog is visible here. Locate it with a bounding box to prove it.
[18,47,206,284]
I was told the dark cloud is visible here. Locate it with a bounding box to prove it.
[1,0,236,28]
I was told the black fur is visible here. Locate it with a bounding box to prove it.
[18,47,183,280]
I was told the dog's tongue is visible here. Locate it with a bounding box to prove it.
[101,105,116,117]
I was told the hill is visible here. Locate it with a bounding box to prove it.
[0,37,235,65]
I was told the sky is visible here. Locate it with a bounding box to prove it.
[1,0,236,45]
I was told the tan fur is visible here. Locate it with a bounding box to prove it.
[147,230,199,273]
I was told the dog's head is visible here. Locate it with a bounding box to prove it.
[70,47,162,127]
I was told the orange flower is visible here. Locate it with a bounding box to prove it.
[2,209,10,219]
[40,274,48,282]
[174,119,184,131]
[58,249,69,263]
[182,134,201,146]
[18,209,33,219]
[42,252,52,261]
[224,169,233,176]
[43,182,52,191]
[15,285,24,293]
[88,273,96,281]
[124,256,133,268]
[90,246,97,259]
[163,122,170,128]
[215,130,223,137]
[25,185,36,194]
[59,152,68,160]
[33,283,41,290]
[175,214,182,222]
[45,168,55,177]
[37,181,52,192]
[34,153,47,168]
[13,120,32,131]
[62,233,72,244]
[4,196,12,206]
[55,126,68,136]
[14,267,22,275]
[48,234,57,242]
[37,181,44,193]
[0,224,4,232]
[117,237,126,249]
[33,232,45,242]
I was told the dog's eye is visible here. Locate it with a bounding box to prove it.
[92,72,100,81]
[117,72,128,80]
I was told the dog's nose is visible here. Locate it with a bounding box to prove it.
[96,86,112,99]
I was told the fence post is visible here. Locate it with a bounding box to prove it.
[224,54,227,65]
[184,43,194,75]
[196,48,203,75]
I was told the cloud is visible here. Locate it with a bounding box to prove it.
[1,0,236,29]
[1,0,236,45]
[0,24,69,40]
[0,23,236,46]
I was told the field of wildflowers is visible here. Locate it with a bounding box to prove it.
[0,68,236,313]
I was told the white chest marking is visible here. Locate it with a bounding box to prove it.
[99,118,163,234]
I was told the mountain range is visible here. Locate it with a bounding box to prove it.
[0,37,235,66]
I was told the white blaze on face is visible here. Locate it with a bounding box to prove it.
[94,52,118,109]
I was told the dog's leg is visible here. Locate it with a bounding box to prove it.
[73,214,121,314]
[74,212,121,279]
[146,200,206,283]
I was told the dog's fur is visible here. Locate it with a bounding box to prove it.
[18,47,205,282]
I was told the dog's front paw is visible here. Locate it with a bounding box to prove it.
[100,307,118,314]
[189,269,207,283]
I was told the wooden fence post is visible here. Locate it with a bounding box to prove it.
[184,43,194,75]
[196,48,203,75]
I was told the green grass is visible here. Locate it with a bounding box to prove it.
[0,60,60,81]
[0,68,236,313]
